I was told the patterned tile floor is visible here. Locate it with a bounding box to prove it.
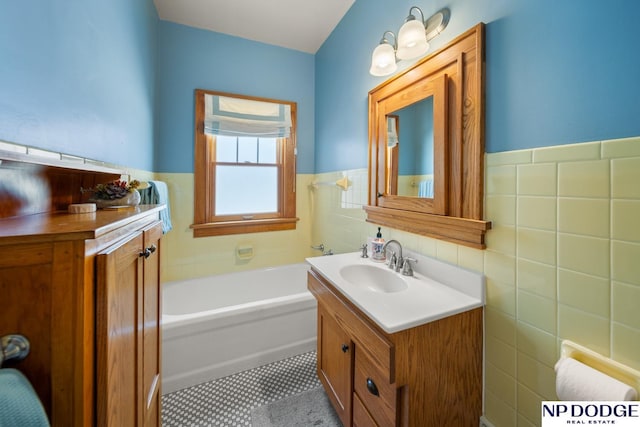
[161,351,321,426]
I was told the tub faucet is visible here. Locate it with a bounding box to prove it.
[382,240,403,272]
[311,243,333,256]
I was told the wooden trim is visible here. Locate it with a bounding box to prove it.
[363,205,490,249]
[190,217,299,237]
[193,90,208,225]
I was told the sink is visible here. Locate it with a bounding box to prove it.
[339,264,408,293]
[307,252,485,333]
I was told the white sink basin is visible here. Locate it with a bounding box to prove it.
[306,252,485,333]
[339,264,408,293]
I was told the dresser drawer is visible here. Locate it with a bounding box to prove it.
[353,392,379,427]
[354,345,398,427]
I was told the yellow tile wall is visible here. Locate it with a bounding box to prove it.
[312,137,640,427]
[483,136,640,426]
[153,136,640,426]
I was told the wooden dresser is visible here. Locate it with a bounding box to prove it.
[0,205,164,426]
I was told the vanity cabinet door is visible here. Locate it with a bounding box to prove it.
[317,305,352,427]
[141,222,162,426]
[96,221,163,427]
[96,231,144,426]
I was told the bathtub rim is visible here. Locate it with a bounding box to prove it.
[162,292,316,339]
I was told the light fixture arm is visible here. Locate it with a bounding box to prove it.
[406,6,425,24]
[379,30,397,49]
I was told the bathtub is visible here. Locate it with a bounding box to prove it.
[161,263,317,394]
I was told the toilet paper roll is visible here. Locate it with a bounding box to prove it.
[555,357,637,401]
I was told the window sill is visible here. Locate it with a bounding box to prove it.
[190,217,299,237]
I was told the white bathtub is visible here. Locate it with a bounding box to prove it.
[161,263,317,394]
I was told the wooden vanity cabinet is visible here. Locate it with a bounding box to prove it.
[308,268,483,427]
[0,206,164,426]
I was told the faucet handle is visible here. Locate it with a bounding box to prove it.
[388,251,397,269]
[360,244,369,258]
[401,257,417,276]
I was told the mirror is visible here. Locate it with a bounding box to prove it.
[365,23,491,249]
[386,96,434,198]
[376,73,448,215]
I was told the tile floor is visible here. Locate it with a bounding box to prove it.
[161,351,321,426]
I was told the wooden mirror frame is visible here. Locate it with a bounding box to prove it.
[364,23,491,249]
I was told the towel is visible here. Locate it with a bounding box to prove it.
[0,369,49,426]
[139,180,173,234]
[418,179,434,198]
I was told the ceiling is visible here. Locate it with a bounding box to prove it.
[153,0,355,54]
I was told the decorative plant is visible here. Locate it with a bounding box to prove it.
[92,179,140,200]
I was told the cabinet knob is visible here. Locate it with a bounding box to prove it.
[367,378,380,396]
[139,245,157,259]
[341,344,349,353]
[366,378,379,396]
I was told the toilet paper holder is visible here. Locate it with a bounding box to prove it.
[561,340,640,399]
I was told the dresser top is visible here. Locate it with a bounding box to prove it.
[0,205,165,243]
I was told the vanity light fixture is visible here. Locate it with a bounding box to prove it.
[369,31,398,76]
[369,7,450,77]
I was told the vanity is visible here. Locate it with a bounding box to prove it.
[307,252,484,427]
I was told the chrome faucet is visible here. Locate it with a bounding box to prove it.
[382,240,403,272]
[311,243,333,256]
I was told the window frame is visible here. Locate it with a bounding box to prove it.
[191,89,298,237]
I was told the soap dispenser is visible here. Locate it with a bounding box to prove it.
[371,227,386,262]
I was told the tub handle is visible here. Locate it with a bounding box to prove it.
[341,344,349,353]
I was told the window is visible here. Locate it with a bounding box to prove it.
[192,89,297,237]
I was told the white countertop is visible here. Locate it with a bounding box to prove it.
[306,251,485,334]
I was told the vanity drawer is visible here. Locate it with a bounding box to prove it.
[353,392,378,427]
[354,345,398,427]
[308,270,395,382]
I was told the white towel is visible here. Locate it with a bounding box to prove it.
[555,357,637,401]
[418,179,433,198]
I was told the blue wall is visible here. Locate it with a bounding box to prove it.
[3,1,639,175]
[0,0,158,171]
[155,21,315,174]
[315,0,640,173]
